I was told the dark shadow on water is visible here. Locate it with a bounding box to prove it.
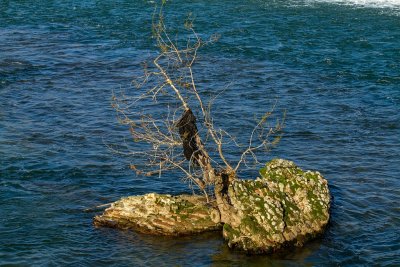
[94,224,326,267]
[211,239,324,267]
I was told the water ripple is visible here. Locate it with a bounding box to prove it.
[1,0,399,266]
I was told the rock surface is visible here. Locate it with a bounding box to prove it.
[94,159,331,253]
[222,159,331,253]
[94,193,221,235]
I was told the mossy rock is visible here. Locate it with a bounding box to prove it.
[94,193,222,235]
[94,159,331,253]
[223,159,331,253]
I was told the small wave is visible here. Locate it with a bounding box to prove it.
[309,0,400,9]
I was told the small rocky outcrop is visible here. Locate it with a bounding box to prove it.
[222,159,330,253]
[94,193,221,235]
[94,159,331,253]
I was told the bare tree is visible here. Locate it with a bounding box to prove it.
[111,4,284,223]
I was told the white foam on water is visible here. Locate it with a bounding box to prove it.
[308,0,400,9]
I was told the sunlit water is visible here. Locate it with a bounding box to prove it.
[1,1,399,266]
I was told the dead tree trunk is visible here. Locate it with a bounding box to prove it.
[176,109,239,225]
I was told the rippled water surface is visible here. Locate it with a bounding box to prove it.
[1,0,399,266]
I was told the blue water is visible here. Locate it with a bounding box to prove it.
[1,0,399,266]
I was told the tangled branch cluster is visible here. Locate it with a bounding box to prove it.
[111,5,284,201]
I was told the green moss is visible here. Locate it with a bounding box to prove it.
[178,213,189,220]
[154,197,163,206]
[171,199,197,215]
[222,159,330,253]
[223,223,241,240]
[240,216,272,238]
